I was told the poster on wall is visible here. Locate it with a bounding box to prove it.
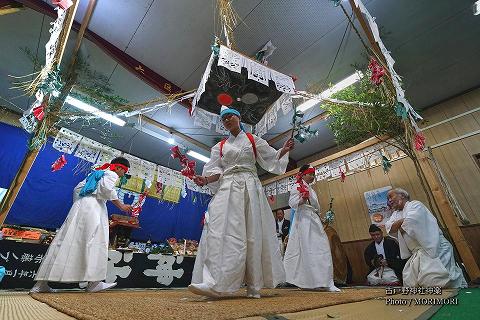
[364,186,392,225]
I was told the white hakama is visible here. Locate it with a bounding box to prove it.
[283,184,336,289]
[385,201,467,288]
[35,170,119,282]
[192,131,288,293]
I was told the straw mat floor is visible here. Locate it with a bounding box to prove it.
[31,288,386,320]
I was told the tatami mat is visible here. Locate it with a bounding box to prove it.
[0,292,74,320]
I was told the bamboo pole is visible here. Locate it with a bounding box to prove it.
[347,0,480,282]
[0,0,80,225]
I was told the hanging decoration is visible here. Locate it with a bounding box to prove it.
[51,154,67,172]
[339,168,346,182]
[32,105,45,121]
[414,131,426,151]
[322,198,335,225]
[394,102,408,120]
[170,146,196,179]
[381,154,392,174]
[368,57,385,86]
[330,0,342,6]
[191,44,295,124]
[131,191,148,218]
[254,40,276,65]
[290,108,318,143]
[52,0,73,10]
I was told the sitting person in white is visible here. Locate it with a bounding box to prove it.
[385,188,467,288]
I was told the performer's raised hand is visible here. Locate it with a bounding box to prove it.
[194,175,208,186]
[282,138,295,152]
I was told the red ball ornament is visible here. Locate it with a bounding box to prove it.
[217,93,233,106]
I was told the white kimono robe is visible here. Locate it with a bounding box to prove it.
[385,201,467,288]
[283,184,335,288]
[35,170,119,282]
[191,131,288,293]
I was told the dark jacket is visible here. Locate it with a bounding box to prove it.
[275,219,290,241]
[364,237,406,280]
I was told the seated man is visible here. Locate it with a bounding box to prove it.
[274,209,290,242]
[364,224,405,286]
[385,188,467,288]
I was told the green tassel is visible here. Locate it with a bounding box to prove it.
[395,102,408,120]
[382,155,392,173]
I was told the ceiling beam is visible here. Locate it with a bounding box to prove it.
[267,111,329,145]
[140,115,211,153]
[15,0,192,110]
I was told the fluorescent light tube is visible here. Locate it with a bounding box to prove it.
[65,96,126,126]
[296,72,362,113]
[187,150,210,163]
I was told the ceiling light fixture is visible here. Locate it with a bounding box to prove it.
[296,72,362,113]
[135,125,211,163]
[65,96,126,126]
[135,125,176,145]
[186,150,210,163]
[474,0,480,15]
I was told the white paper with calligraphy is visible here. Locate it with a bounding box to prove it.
[346,152,367,172]
[330,159,347,179]
[315,164,331,181]
[53,128,83,154]
[277,178,288,194]
[74,137,102,163]
[193,109,214,130]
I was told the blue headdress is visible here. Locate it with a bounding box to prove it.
[220,106,246,132]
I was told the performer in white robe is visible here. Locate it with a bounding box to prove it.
[30,158,133,293]
[189,106,294,299]
[283,165,339,291]
[385,188,467,288]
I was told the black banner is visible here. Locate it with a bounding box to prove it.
[0,240,195,289]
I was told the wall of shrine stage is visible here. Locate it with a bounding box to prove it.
[0,240,194,290]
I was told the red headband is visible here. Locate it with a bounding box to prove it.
[302,167,315,175]
[96,163,129,173]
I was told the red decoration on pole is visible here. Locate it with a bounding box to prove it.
[52,0,73,10]
[368,57,386,86]
[51,154,67,172]
[414,131,426,151]
[340,168,346,182]
[131,191,148,217]
[170,146,196,179]
[33,105,45,121]
[217,93,233,106]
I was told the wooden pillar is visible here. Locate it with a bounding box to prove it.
[0,0,80,226]
[347,0,480,281]
[417,152,480,282]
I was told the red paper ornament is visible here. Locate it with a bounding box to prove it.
[131,191,148,217]
[33,105,45,121]
[414,132,426,151]
[51,154,67,172]
[368,57,386,86]
[340,168,346,182]
[217,93,233,106]
[52,0,73,10]
[170,146,196,179]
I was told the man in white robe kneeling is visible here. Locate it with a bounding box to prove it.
[385,188,467,288]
